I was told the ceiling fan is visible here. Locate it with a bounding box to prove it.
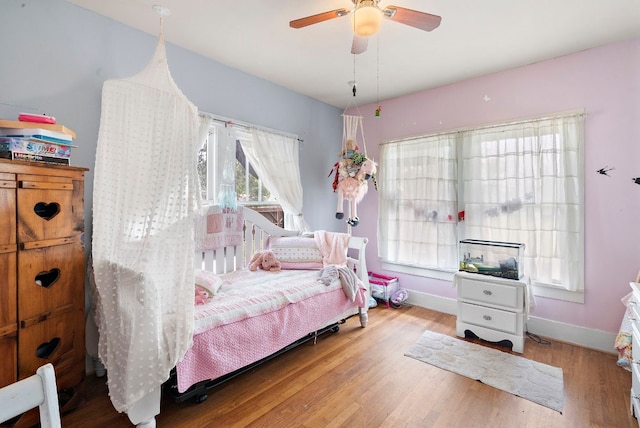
[289,0,442,54]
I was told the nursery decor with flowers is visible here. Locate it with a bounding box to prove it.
[329,114,378,227]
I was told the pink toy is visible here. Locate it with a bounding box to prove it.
[248,250,282,272]
[334,158,377,227]
[194,285,212,305]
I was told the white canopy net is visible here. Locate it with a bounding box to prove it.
[92,35,202,413]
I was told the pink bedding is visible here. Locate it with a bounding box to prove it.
[177,269,365,392]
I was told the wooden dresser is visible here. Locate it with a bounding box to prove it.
[0,158,87,426]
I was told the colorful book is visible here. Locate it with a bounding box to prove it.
[0,127,73,143]
[0,137,71,158]
[0,151,70,165]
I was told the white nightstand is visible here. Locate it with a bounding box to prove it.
[454,271,529,353]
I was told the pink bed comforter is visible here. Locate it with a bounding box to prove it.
[177,269,365,392]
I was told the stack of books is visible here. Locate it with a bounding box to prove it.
[0,117,76,166]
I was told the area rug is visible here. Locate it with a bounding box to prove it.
[404,330,564,413]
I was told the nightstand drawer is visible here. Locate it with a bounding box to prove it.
[458,276,523,310]
[458,302,519,334]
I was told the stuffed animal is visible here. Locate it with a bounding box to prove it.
[248,250,282,272]
[335,157,377,226]
[194,285,213,305]
[339,139,359,159]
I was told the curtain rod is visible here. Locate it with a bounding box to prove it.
[199,111,303,143]
[383,109,585,146]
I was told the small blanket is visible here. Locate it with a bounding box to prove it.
[318,265,362,302]
[314,230,350,267]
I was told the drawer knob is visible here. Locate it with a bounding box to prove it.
[34,201,61,221]
[483,315,492,321]
[483,290,493,296]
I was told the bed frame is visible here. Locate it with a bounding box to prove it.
[127,207,370,427]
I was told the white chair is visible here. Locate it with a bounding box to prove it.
[0,363,62,428]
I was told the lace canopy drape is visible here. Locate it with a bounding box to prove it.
[92,35,203,413]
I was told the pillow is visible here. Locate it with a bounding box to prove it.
[194,269,224,305]
[267,236,323,270]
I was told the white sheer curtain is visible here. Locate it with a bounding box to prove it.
[242,129,309,231]
[461,113,584,291]
[378,133,458,269]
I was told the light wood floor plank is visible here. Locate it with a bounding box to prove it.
[60,305,637,427]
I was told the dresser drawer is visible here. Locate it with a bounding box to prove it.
[18,307,82,386]
[16,178,79,243]
[17,242,84,320]
[458,302,519,334]
[458,276,524,310]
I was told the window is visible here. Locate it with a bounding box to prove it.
[378,133,458,271]
[197,123,282,225]
[379,111,584,297]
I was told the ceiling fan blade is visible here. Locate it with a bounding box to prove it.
[384,6,442,31]
[351,35,369,54]
[289,8,350,29]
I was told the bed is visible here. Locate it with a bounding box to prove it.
[126,206,370,427]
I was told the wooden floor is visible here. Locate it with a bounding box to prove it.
[61,305,637,427]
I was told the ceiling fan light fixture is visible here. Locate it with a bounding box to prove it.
[351,1,383,37]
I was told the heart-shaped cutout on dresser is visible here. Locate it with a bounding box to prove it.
[35,337,61,359]
[33,202,60,221]
[35,268,61,288]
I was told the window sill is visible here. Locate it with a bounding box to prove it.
[380,261,456,282]
[530,281,584,303]
[380,261,584,303]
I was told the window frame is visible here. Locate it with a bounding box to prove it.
[200,123,278,207]
[378,110,584,302]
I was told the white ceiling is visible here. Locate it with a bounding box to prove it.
[66,0,640,109]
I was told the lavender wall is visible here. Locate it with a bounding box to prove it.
[349,37,640,334]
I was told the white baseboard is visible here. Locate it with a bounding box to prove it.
[406,290,617,355]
